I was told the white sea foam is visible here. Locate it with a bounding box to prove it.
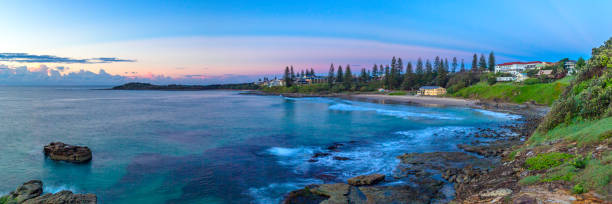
[473,109,521,120]
[267,147,312,157]
[267,126,476,181]
[44,184,78,194]
[328,103,461,120]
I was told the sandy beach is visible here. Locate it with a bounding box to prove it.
[344,94,478,107]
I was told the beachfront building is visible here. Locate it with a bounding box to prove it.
[494,61,551,75]
[267,79,286,87]
[565,60,577,75]
[418,86,446,96]
[494,61,553,81]
[296,76,327,85]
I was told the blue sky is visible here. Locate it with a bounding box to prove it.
[1,0,611,84]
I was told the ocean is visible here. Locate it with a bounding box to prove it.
[0,87,519,203]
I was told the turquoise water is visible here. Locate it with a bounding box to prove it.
[0,87,519,203]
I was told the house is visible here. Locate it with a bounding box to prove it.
[494,61,552,76]
[294,76,327,85]
[418,86,446,96]
[565,60,577,75]
[494,61,553,81]
[267,79,286,87]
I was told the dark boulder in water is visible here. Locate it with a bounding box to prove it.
[43,142,92,163]
[0,180,97,204]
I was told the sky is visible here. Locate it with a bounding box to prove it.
[1,0,611,85]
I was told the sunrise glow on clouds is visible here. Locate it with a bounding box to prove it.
[1,0,611,84]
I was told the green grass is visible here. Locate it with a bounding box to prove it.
[388,91,407,96]
[525,152,574,170]
[452,77,571,106]
[519,175,541,186]
[575,157,612,194]
[528,117,612,146]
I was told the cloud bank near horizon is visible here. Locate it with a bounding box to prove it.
[0,53,136,64]
[0,64,260,85]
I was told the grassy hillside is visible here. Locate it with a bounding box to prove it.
[514,37,612,198]
[451,78,571,106]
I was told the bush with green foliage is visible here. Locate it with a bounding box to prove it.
[523,78,541,85]
[538,37,612,132]
[573,184,586,194]
[525,152,574,170]
[519,175,541,186]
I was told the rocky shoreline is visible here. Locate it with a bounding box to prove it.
[279,94,551,203]
[0,180,96,204]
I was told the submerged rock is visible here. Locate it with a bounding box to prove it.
[0,180,96,204]
[347,174,385,186]
[43,142,92,163]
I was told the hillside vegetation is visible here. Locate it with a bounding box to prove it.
[452,78,571,106]
[515,37,612,199]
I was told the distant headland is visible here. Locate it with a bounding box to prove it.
[110,82,258,90]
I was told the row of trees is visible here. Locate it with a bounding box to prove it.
[280,52,496,92]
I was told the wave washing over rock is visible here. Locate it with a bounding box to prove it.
[252,126,499,203]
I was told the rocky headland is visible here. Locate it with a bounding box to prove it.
[0,180,97,204]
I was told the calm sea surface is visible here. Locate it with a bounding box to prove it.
[0,87,519,203]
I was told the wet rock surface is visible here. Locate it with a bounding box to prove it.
[282,179,444,204]
[1,180,97,204]
[347,174,385,186]
[43,142,92,163]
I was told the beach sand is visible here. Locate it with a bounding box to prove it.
[343,94,478,107]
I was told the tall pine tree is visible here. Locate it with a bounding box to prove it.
[402,61,415,90]
[488,51,496,72]
[425,59,433,85]
[328,63,335,86]
[416,58,424,86]
[452,57,458,73]
[290,66,295,80]
[460,59,466,72]
[336,65,343,83]
[479,54,487,72]
[344,65,353,88]
[284,66,292,87]
[372,64,378,78]
[471,54,478,72]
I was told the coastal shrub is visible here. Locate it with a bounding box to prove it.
[518,175,541,186]
[525,152,574,170]
[540,165,577,182]
[572,184,586,194]
[571,156,587,169]
[523,78,541,85]
[537,38,611,132]
[486,75,497,85]
[575,159,612,194]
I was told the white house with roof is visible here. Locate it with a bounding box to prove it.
[494,61,553,81]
